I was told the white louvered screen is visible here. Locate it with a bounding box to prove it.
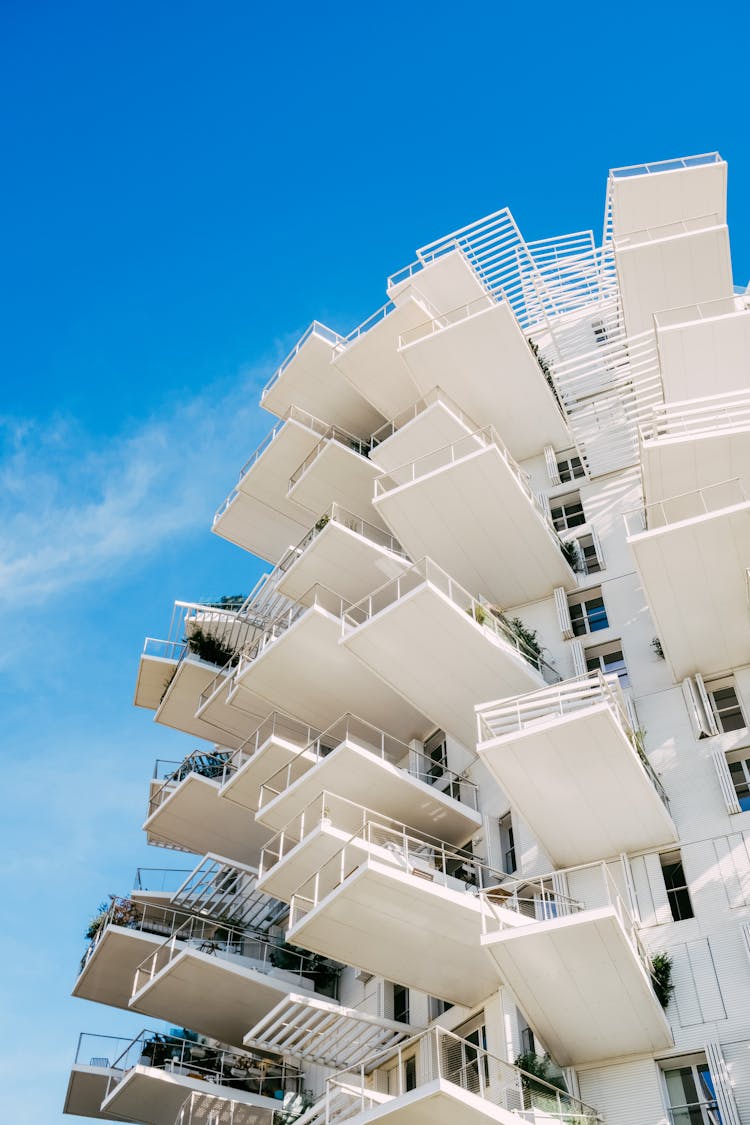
[554,587,574,639]
[712,749,742,814]
[544,445,562,485]
[681,678,712,739]
[705,1040,741,1125]
[570,639,587,678]
[741,922,750,967]
[695,674,720,736]
[589,525,605,570]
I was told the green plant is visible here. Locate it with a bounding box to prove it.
[273,1091,315,1125]
[528,340,564,414]
[651,636,665,659]
[560,538,584,572]
[651,952,675,1008]
[271,941,342,996]
[84,897,140,941]
[508,616,543,666]
[314,513,330,532]
[514,1052,567,1103]
[467,603,487,625]
[186,628,239,668]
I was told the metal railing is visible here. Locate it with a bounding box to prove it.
[221,712,321,785]
[653,293,747,329]
[398,292,496,348]
[307,1026,600,1125]
[276,503,408,576]
[79,897,198,974]
[613,212,723,249]
[148,749,234,818]
[341,558,559,681]
[257,714,478,813]
[102,1027,302,1100]
[475,672,669,809]
[286,805,509,931]
[142,637,186,662]
[624,477,748,535]
[639,390,750,443]
[133,868,193,894]
[235,585,350,680]
[609,152,722,180]
[370,386,480,447]
[261,321,344,400]
[72,1032,133,1068]
[667,1101,721,1125]
[288,424,373,490]
[170,854,286,931]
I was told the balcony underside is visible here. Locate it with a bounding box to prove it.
[478,704,676,867]
[129,947,317,1048]
[236,416,325,521]
[610,161,727,238]
[64,1067,126,1121]
[221,735,316,813]
[628,501,750,679]
[370,396,476,475]
[287,859,503,1007]
[144,774,270,865]
[482,908,673,1066]
[642,426,750,507]
[288,444,389,531]
[343,584,545,749]
[101,1066,281,1125]
[263,330,384,434]
[398,301,570,460]
[277,522,410,606]
[615,224,732,337]
[231,608,429,741]
[332,1080,528,1125]
[73,926,166,1009]
[213,490,311,564]
[388,249,487,309]
[374,446,573,607]
[656,307,750,401]
[196,674,271,742]
[333,298,427,419]
[135,654,177,711]
[154,657,245,748]
[258,822,371,903]
[257,740,481,846]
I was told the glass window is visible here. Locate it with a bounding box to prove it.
[586,642,629,689]
[660,851,694,921]
[577,532,603,574]
[424,729,448,785]
[556,453,586,483]
[550,491,586,532]
[393,984,410,1024]
[499,812,516,874]
[663,1060,721,1125]
[568,589,608,636]
[705,678,746,733]
[727,751,750,811]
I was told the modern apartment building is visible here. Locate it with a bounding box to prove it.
[65,152,750,1125]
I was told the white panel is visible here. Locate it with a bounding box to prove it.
[578,1057,667,1125]
[554,587,574,640]
[686,939,726,1022]
[712,750,743,814]
[705,1040,742,1125]
[681,678,712,739]
[671,943,704,1026]
[721,1040,750,1125]
[630,853,673,928]
[570,639,587,678]
[544,445,562,485]
[714,834,750,908]
[590,525,605,570]
[620,854,640,922]
[695,674,721,736]
[742,922,750,968]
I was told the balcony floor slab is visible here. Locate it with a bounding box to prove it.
[288,443,389,531]
[213,489,311,564]
[277,521,409,606]
[144,774,270,865]
[642,425,750,506]
[64,1067,126,1121]
[101,1065,281,1125]
[369,396,476,476]
[335,1080,530,1125]
[154,656,245,748]
[73,926,168,1010]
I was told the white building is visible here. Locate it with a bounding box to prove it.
[66,152,750,1125]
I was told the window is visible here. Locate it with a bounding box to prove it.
[577,532,603,575]
[660,850,694,922]
[727,750,750,811]
[393,984,410,1024]
[455,1017,489,1092]
[428,996,451,1020]
[424,729,448,784]
[592,317,609,346]
[556,452,586,483]
[585,641,629,689]
[404,1055,417,1092]
[663,1059,721,1125]
[550,491,586,532]
[568,588,608,636]
[518,1012,535,1056]
[499,812,517,874]
[705,677,746,733]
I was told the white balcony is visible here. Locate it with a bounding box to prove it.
[607,153,726,238]
[144,750,271,864]
[640,391,750,506]
[372,428,575,607]
[212,406,332,563]
[276,504,411,605]
[341,560,552,749]
[480,862,673,1066]
[256,714,480,846]
[220,712,321,814]
[132,865,194,908]
[613,214,733,338]
[129,920,330,1048]
[287,427,388,530]
[331,296,432,419]
[64,1034,129,1121]
[654,296,750,401]
[261,322,385,435]
[475,673,676,867]
[226,586,429,740]
[303,1027,601,1125]
[387,247,488,310]
[625,479,750,678]
[139,645,247,748]
[369,388,479,475]
[285,813,520,1007]
[396,296,570,460]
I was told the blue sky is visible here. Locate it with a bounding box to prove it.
[2,2,750,1120]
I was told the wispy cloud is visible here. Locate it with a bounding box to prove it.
[0,369,271,607]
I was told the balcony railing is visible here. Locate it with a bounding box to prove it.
[148,749,234,817]
[624,477,748,535]
[397,292,496,349]
[133,868,193,894]
[170,854,286,931]
[234,586,351,680]
[667,1101,721,1125]
[276,503,408,575]
[257,714,478,813]
[309,1026,601,1125]
[475,671,669,808]
[342,558,560,681]
[72,1032,133,1068]
[652,293,747,330]
[261,322,345,400]
[639,391,750,443]
[288,425,374,490]
[609,152,722,180]
[614,212,723,250]
[79,897,198,974]
[102,1027,302,1099]
[370,386,480,448]
[221,712,322,784]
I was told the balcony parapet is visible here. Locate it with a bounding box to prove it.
[639,390,750,444]
[261,323,345,402]
[288,425,373,491]
[609,152,722,181]
[624,477,749,535]
[222,712,321,784]
[277,503,408,574]
[653,292,749,330]
[79,897,198,975]
[148,749,233,819]
[370,386,480,448]
[613,211,725,250]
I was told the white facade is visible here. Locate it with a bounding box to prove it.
[66,153,750,1125]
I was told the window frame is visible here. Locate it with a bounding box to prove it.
[568,587,609,637]
[704,676,747,734]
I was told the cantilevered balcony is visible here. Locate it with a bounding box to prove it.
[372,428,575,606]
[480,862,673,1066]
[341,560,554,749]
[369,388,479,475]
[63,1033,129,1121]
[129,918,337,1048]
[625,478,750,678]
[607,153,726,239]
[287,427,388,530]
[284,808,518,1007]
[387,246,489,309]
[255,714,480,846]
[175,1090,309,1125]
[132,865,194,907]
[220,585,428,740]
[475,673,676,867]
[212,406,333,563]
[261,322,385,434]
[396,295,571,459]
[654,296,750,401]
[219,712,321,814]
[613,214,733,338]
[276,504,411,605]
[144,749,270,863]
[301,1027,601,1125]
